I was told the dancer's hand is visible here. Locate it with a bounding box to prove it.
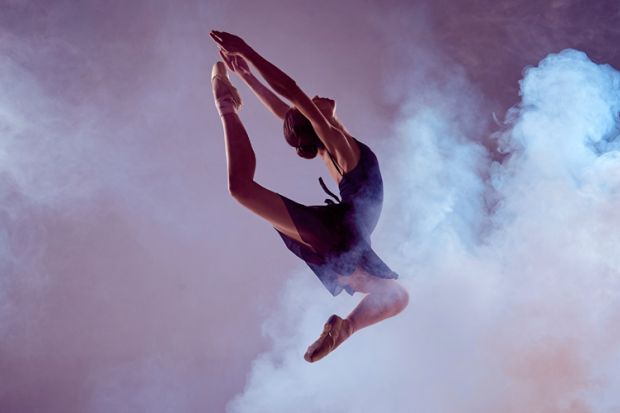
[220,51,252,78]
[210,30,249,56]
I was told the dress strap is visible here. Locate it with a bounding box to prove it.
[318,177,341,205]
[326,150,344,177]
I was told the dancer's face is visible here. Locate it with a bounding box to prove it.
[312,96,336,117]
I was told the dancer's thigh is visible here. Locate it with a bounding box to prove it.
[232,181,314,249]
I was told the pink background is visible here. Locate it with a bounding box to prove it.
[1,1,619,412]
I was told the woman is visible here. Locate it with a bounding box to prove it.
[210,30,409,363]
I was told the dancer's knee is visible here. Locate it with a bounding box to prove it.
[390,282,409,313]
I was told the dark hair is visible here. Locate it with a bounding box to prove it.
[283,108,324,159]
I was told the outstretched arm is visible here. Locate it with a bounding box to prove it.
[222,53,290,120]
[210,31,358,171]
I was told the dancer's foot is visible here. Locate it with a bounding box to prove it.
[304,314,353,363]
[211,61,242,116]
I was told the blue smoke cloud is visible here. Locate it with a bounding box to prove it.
[228,49,620,413]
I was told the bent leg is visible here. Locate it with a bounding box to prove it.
[341,269,409,333]
[304,269,409,362]
[219,112,314,249]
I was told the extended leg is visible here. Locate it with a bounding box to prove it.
[220,111,256,193]
[212,62,313,249]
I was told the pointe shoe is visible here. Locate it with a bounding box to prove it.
[211,61,242,115]
[304,314,353,363]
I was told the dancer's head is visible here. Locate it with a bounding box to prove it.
[283,108,324,159]
[283,97,337,159]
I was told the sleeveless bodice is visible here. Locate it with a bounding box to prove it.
[275,138,397,297]
[337,140,384,238]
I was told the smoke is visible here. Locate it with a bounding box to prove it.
[227,50,620,413]
[0,3,242,411]
[0,32,102,341]
[2,1,620,412]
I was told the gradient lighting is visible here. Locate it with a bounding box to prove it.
[1,2,619,413]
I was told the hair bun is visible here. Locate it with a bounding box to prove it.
[296,145,318,159]
[284,108,323,159]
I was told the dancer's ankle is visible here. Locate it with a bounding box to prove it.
[345,316,357,335]
[211,62,242,116]
[216,97,237,117]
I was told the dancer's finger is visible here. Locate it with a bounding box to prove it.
[232,55,250,73]
[213,30,240,43]
[209,31,223,44]
[230,56,240,71]
[212,30,228,41]
[219,50,235,71]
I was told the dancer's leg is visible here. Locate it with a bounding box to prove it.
[343,271,409,333]
[219,112,314,247]
[304,270,408,362]
[212,63,313,249]
[220,111,255,193]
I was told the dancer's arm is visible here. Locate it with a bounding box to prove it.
[222,53,290,120]
[210,31,358,170]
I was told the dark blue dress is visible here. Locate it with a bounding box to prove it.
[276,139,398,296]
